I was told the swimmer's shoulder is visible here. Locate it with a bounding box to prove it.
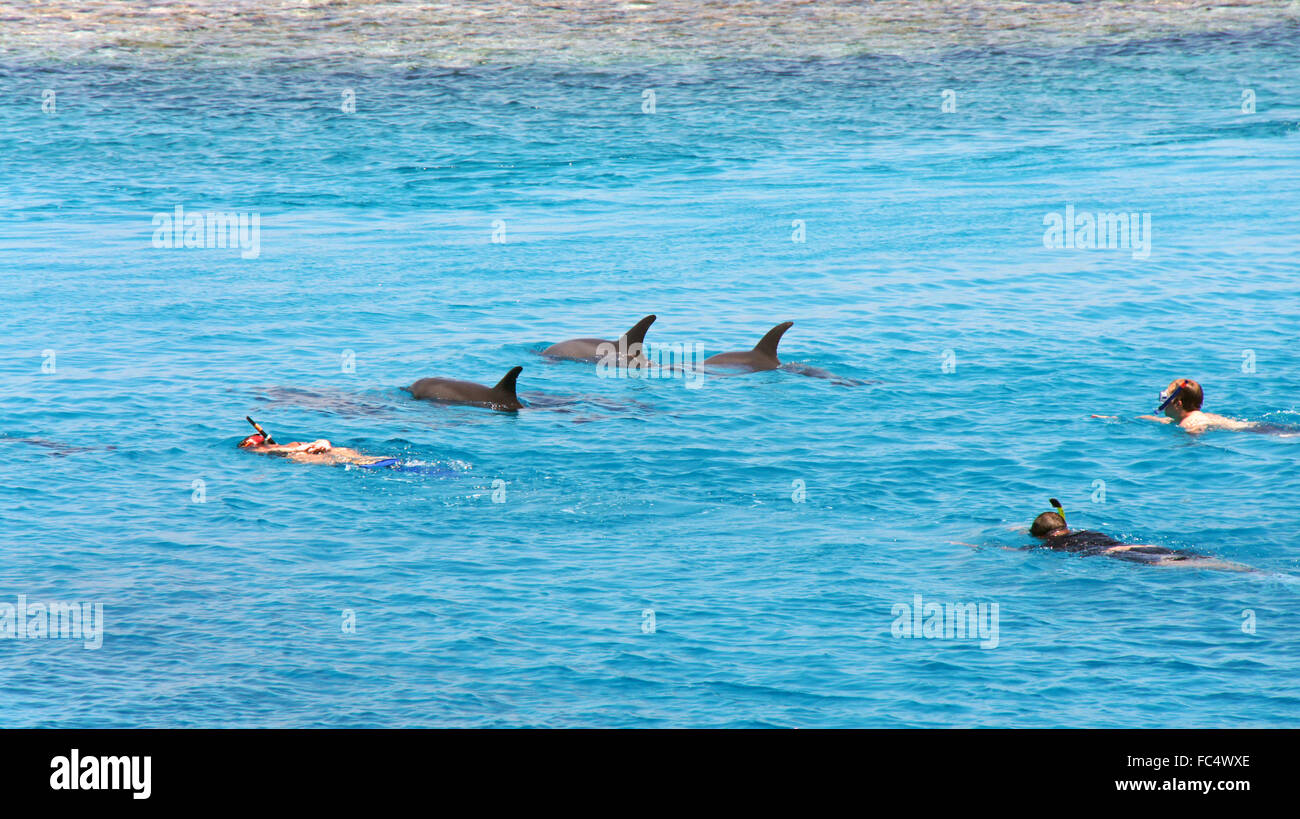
[1184,412,1255,432]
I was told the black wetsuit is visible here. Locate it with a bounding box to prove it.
[1042,530,1199,564]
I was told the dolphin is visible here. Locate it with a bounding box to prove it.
[703,321,793,372]
[542,314,656,366]
[404,366,524,411]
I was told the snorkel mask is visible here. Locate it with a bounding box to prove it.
[242,416,276,447]
[1156,380,1188,414]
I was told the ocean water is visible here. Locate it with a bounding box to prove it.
[2,1,1299,728]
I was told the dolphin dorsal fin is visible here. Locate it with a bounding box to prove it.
[617,314,657,348]
[493,366,523,398]
[753,321,793,358]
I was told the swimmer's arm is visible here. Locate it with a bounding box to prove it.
[283,439,333,454]
[283,452,340,465]
[261,440,331,454]
[1137,415,1173,424]
[266,440,334,462]
[1092,414,1174,424]
[253,443,301,457]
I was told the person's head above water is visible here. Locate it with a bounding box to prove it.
[239,416,276,449]
[1157,378,1204,417]
[1029,498,1069,538]
[1030,512,1066,537]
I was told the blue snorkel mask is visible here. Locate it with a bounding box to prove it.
[1156,381,1186,414]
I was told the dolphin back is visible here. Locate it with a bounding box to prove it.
[407,369,523,410]
[618,314,657,349]
[753,321,794,358]
[492,366,523,401]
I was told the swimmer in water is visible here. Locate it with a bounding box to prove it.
[1027,499,1252,571]
[1095,378,1298,434]
[237,417,397,468]
[1137,378,1255,432]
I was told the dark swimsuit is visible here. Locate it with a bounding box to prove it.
[1042,531,1198,563]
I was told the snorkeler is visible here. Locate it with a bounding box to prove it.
[1101,378,1256,432]
[237,417,399,469]
[1027,499,1252,571]
[1139,378,1257,431]
[1092,378,1256,431]
[1094,378,1294,434]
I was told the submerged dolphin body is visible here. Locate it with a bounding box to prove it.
[703,321,793,372]
[405,366,524,411]
[542,314,657,366]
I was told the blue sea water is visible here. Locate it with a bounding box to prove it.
[2,4,1299,727]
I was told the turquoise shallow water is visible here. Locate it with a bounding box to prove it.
[2,5,1300,727]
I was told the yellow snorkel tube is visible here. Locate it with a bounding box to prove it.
[1048,497,1066,523]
